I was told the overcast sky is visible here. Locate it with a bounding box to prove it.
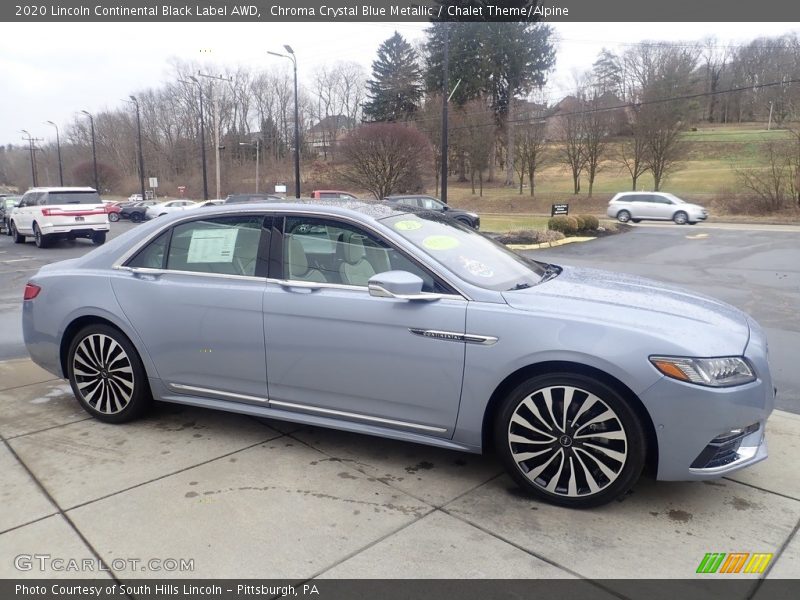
[1,21,798,146]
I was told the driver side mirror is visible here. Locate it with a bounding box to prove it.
[368,271,442,302]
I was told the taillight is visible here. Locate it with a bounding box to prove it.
[41,208,54,216]
[24,283,41,300]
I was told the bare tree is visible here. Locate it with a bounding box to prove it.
[558,109,586,194]
[459,99,493,196]
[337,123,432,200]
[582,93,612,197]
[617,119,651,191]
[514,120,548,197]
[415,94,443,195]
[735,141,794,211]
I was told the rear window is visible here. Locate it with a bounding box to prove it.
[45,191,102,205]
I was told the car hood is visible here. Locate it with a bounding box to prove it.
[502,266,750,355]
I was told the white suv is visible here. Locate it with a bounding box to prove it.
[607,192,708,225]
[10,187,110,248]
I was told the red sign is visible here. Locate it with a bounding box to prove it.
[177,186,186,197]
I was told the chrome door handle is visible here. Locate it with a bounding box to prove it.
[275,279,323,291]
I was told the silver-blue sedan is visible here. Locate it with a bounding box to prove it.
[22,202,773,508]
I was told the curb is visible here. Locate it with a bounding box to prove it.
[508,236,596,251]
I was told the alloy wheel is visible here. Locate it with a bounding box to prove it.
[507,385,628,498]
[72,333,135,414]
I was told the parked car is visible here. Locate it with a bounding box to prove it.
[384,195,480,229]
[607,192,708,225]
[193,200,225,208]
[311,190,358,200]
[119,201,158,223]
[103,201,122,222]
[1,195,21,234]
[145,200,197,220]
[21,201,773,508]
[224,193,284,204]
[9,187,109,247]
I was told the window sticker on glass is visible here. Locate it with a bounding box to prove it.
[187,228,239,263]
[394,219,423,231]
[459,256,494,278]
[422,235,459,250]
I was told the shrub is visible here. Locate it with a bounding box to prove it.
[573,215,586,230]
[497,229,565,245]
[578,214,599,230]
[548,215,579,235]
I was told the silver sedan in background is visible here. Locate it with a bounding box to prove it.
[22,202,772,508]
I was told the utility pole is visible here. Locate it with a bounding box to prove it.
[183,76,210,200]
[198,72,232,200]
[440,23,449,205]
[126,97,146,204]
[45,121,64,186]
[768,101,774,131]
[20,130,42,187]
[239,139,260,193]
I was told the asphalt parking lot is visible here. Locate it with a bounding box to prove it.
[0,219,798,585]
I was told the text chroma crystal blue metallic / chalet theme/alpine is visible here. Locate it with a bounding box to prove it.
[22,201,774,508]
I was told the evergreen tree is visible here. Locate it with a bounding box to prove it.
[363,32,423,122]
[592,49,624,98]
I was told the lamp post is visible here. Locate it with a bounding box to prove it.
[239,140,260,193]
[185,75,210,200]
[45,121,64,186]
[127,96,146,204]
[80,111,100,191]
[20,129,40,187]
[268,45,300,198]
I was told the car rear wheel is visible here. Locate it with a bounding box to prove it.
[92,232,107,245]
[67,324,151,423]
[33,223,50,248]
[108,212,120,222]
[673,211,688,225]
[130,213,143,223]
[631,218,641,223]
[11,222,24,243]
[616,210,631,223]
[494,373,646,508]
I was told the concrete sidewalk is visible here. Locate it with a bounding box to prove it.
[1,357,798,589]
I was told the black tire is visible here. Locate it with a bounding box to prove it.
[92,231,107,245]
[108,212,120,222]
[673,211,688,225]
[494,372,646,508]
[631,218,641,223]
[616,210,631,224]
[66,324,151,423]
[130,212,143,223]
[33,223,50,248]
[11,222,24,243]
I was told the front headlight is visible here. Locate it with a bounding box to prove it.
[649,356,756,387]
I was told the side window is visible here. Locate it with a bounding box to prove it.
[654,195,673,204]
[283,216,444,292]
[127,230,170,269]
[36,194,48,206]
[419,198,441,210]
[631,194,650,203]
[166,216,265,277]
[19,194,32,208]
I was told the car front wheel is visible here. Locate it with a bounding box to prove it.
[616,210,631,223]
[67,324,151,423]
[494,373,646,508]
[108,212,120,222]
[11,222,24,243]
[673,211,688,225]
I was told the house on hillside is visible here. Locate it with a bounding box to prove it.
[307,115,355,157]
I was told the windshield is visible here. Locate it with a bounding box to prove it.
[46,191,102,205]
[381,212,547,291]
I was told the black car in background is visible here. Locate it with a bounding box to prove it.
[119,200,158,222]
[383,195,480,229]
[1,195,21,234]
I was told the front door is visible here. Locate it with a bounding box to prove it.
[263,215,467,437]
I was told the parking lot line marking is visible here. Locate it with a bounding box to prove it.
[1,258,30,263]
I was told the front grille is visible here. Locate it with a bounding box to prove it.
[691,423,760,469]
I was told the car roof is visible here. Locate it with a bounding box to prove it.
[23,186,97,193]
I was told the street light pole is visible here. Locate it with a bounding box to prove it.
[80,111,100,191]
[198,73,232,200]
[440,23,449,205]
[188,75,210,200]
[45,121,64,186]
[127,96,146,204]
[268,46,301,198]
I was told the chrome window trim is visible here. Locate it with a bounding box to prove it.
[268,399,448,434]
[169,383,268,404]
[111,207,472,300]
[115,265,266,283]
[268,277,464,301]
